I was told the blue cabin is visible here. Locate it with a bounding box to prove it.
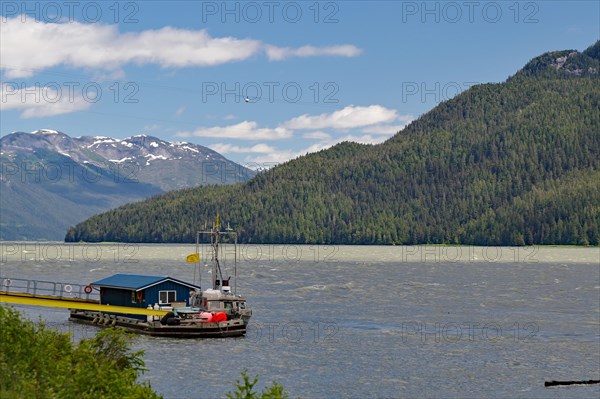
[91,274,200,319]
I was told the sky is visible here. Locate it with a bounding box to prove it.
[1,0,598,168]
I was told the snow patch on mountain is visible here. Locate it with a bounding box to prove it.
[1,130,255,189]
[145,154,168,160]
[110,157,133,163]
[88,138,117,147]
[32,129,59,135]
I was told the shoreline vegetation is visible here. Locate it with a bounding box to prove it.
[0,305,160,399]
[0,305,287,399]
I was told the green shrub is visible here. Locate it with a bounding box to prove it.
[0,305,160,399]
[226,370,288,399]
[0,306,289,399]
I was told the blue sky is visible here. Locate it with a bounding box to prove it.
[1,1,598,167]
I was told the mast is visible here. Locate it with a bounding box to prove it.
[194,231,200,287]
[234,232,237,295]
[197,215,237,292]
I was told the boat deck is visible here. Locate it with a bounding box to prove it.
[69,310,248,338]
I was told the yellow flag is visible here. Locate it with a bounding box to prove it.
[186,253,200,263]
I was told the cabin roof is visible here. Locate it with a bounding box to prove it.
[91,273,200,291]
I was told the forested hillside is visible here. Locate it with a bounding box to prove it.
[65,42,600,245]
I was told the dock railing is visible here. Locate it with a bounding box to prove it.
[0,277,99,301]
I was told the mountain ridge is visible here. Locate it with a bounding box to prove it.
[65,42,600,245]
[0,131,255,240]
[511,41,599,80]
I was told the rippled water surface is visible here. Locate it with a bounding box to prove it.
[1,244,599,398]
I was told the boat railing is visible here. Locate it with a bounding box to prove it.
[0,277,99,301]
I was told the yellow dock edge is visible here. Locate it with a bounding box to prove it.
[0,293,169,316]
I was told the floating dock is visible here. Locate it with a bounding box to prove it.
[0,277,167,316]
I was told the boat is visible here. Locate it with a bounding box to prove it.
[69,218,252,338]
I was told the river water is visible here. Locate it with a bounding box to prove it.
[1,243,599,398]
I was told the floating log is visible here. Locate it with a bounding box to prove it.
[545,380,600,387]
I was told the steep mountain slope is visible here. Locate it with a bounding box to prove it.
[1,151,160,240]
[0,131,255,240]
[65,42,600,245]
[73,134,253,190]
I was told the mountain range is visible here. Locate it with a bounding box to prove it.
[66,41,600,245]
[0,131,254,240]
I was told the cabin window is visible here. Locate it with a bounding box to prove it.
[159,290,176,304]
[239,302,246,310]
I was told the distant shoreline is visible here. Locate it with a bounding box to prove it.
[1,242,597,264]
[0,240,598,248]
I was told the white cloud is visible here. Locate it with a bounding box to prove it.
[361,124,403,135]
[91,69,127,82]
[0,20,260,78]
[210,143,276,154]
[1,18,362,78]
[302,131,332,140]
[175,106,185,117]
[244,149,299,165]
[142,124,160,132]
[283,105,399,130]
[175,121,293,140]
[174,105,410,166]
[265,44,362,61]
[0,83,91,118]
[223,114,238,120]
